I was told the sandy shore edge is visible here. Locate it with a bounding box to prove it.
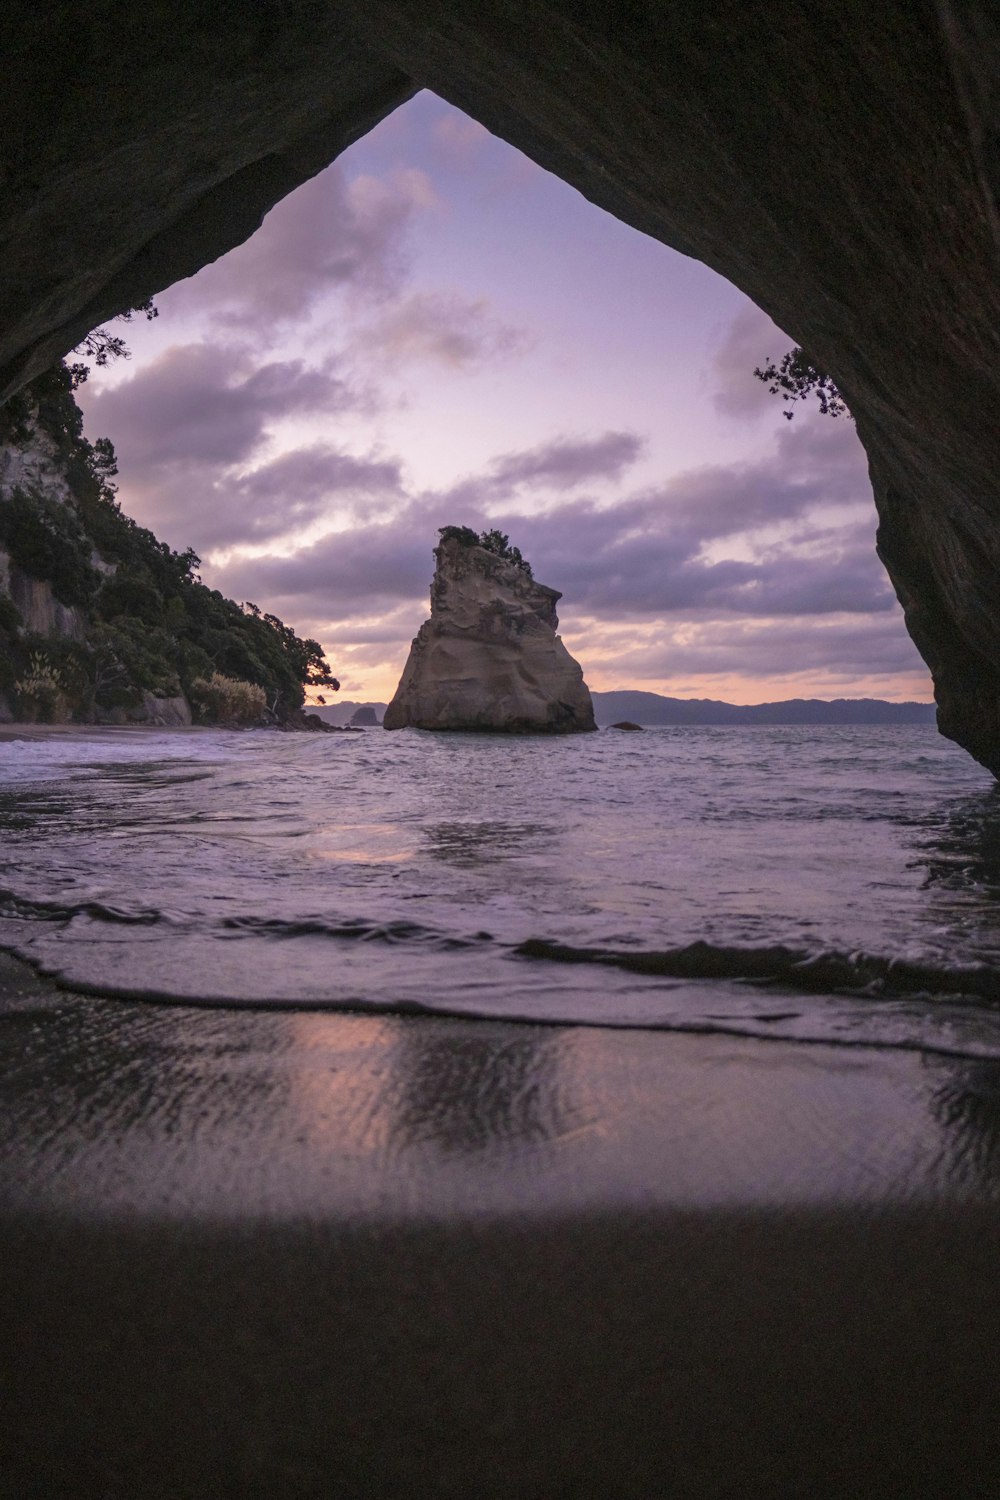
[3,950,1000,1493]
[0,720,213,740]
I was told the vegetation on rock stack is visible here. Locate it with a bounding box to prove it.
[438,525,533,578]
[0,364,338,723]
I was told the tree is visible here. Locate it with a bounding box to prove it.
[1,366,341,722]
[437,525,533,577]
[241,603,340,705]
[67,299,159,388]
[753,347,850,420]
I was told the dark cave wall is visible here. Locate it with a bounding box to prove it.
[0,3,414,399]
[2,2,1000,767]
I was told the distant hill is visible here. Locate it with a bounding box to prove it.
[309,693,936,729]
[590,691,936,727]
[310,701,387,727]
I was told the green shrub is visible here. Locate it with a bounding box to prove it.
[88,620,180,708]
[0,364,340,722]
[190,673,267,727]
[438,525,533,577]
[14,651,70,723]
[438,524,480,549]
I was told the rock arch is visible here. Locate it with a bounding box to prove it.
[2,2,999,766]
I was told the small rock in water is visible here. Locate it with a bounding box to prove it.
[609,721,643,732]
[347,705,380,727]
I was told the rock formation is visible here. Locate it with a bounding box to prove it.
[3,5,1000,766]
[384,532,596,733]
[0,376,335,727]
[347,705,380,727]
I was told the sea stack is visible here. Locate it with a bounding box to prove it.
[384,528,596,733]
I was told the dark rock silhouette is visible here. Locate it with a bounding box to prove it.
[609,721,643,732]
[3,6,1000,767]
[307,701,389,727]
[347,705,380,726]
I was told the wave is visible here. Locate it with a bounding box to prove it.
[221,914,490,950]
[0,889,165,926]
[6,873,1000,1010]
[517,936,1000,1002]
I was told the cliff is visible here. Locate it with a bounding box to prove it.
[384,531,596,733]
[0,367,335,726]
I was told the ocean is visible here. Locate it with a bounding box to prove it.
[2,722,1000,1058]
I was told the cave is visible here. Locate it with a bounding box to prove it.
[3,2,1000,766]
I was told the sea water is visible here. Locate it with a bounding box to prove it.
[2,723,1000,1058]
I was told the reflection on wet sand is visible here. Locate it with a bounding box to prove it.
[6,954,1000,1496]
[930,1056,1000,1195]
[6,950,1000,1217]
[386,1021,571,1156]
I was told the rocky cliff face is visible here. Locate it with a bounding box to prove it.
[0,408,185,725]
[3,5,1000,766]
[0,372,334,727]
[384,536,596,733]
[0,420,87,646]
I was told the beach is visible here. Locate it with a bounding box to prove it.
[3,948,1000,1497]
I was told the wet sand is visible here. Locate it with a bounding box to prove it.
[3,949,1000,1496]
[0,721,208,740]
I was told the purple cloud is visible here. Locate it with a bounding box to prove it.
[207,410,892,641]
[157,164,433,328]
[83,343,359,471]
[489,431,645,490]
[357,289,530,369]
[713,303,794,420]
[80,341,401,553]
[575,615,927,683]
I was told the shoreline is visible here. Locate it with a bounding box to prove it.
[0,720,214,740]
[0,719,358,742]
[3,950,1000,1494]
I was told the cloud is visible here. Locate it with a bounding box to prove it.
[206,410,892,649]
[654,415,870,544]
[81,342,401,552]
[712,303,794,420]
[213,446,404,548]
[494,505,889,620]
[460,414,882,619]
[489,431,645,491]
[121,442,405,556]
[212,515,434,617]
[357,290,530,369]
[435,430,646,514]
[435,414,865,542]
[158,164,437,329]
[566,613,926,685]
[431,111,491,165]
[83,342,358,470]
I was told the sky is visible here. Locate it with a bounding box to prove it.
[76,90,933,705]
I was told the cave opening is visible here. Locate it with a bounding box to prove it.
[65,89,930,720]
